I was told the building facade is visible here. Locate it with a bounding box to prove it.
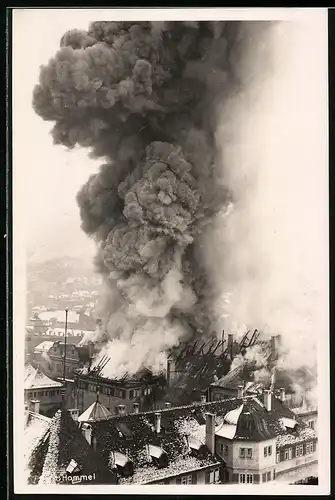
[24,364,64,417]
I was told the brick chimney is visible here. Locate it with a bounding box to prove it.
[118,405,126,415]
[237,385,244,398]
[205,413,215,454]
[228,334,234,359]
[133,403,139,414]
[201,395,207,403]
[165,402,172,408]
[155,412,161,434]
[264,390,272,411]
[30,399,40,414]
[280,388,286,403]
[166,359,174,387]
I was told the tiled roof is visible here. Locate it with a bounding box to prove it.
[89,394,313,484]
[28,407,117,485]
[23,412,51,484]
[24,365,63,390]
[34,341,54,353]
[78,400,112,423]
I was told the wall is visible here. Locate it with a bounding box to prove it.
[149,466,221,485]
[210,387,237,401]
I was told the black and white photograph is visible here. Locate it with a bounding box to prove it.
[12,8,329,494]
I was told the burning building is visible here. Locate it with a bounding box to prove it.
[73,356,166,414]
[32,20,278,379]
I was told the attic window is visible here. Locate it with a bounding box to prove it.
[280,417,297,430]
[66,459,81,474]
[116,422,133,440]
[148,444,168,469]
[111,451,134,478]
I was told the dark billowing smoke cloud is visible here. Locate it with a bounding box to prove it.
[33,20,274,378]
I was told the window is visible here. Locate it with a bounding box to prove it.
[268,446,272,456]
[129,390,134,400]
[288,448,293,460]
[214,469,220,483]
[220,444,228,456]
[240,474,252,484]
[276,452,280,463]
[284,450,289,460]
[264,447,268,457]
[247,448,253,458]
[240,448,245,458]
[267,472,271,481]
[181,474,193,485]
[306,443,310,454]
[310,442,315,453]
[262,473,266,482]
[296,445,304,457]
[308,420,315,430]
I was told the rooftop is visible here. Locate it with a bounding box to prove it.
[24,364,63,390]
[85,393,316,484]
[27,406,117,485]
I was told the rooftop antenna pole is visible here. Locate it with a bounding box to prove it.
[63,307,69,382]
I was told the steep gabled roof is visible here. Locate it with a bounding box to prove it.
[27,407,117,485]
[78,400,112,423]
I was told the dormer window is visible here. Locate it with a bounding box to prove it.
[66,459,81,474]
[148,444,168,469]
[188,437,207,458]
[110,451,134,477]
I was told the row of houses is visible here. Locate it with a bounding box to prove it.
[24,387,318,486]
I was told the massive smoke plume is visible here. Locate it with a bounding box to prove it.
[33,20,277,377]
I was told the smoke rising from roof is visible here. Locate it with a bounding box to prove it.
[32,19,326,380]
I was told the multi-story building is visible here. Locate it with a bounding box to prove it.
[33,340,94,381]
[73,369,164,415]
[24,363,64,417]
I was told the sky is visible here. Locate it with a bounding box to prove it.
[13,10,102,263]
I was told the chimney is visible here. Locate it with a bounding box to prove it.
[30,399,40,414]
[165,402,172,409]
[270,335,281,362]
[279,388,286,403]
[166,359,174,387]
[69,408,80,421]
[155,412,161,434]
[133,403,139,414]
[237,385,244,398]
[264,390,272,411]
[118,405,126,415]
[228,334,234,359]
[201,395,207,403]
[205,413,215,454]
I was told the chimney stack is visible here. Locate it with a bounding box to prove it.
[133,403,139,414]
[69,409,80,422]
[201,395,207,403]
[205,413,215,454]
[118,405,126,415]
[166,359,174,387]
[280,388,286,403]
[264,390,272,412]
[165,402,172,409]
[30,399,40,414]
[155,412,161,434]
[228,334,234,359]
[237,385,244,398]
